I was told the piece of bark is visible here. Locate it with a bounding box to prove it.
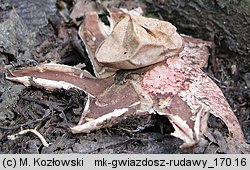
[7,0,58,31]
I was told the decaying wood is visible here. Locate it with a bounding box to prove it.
[145,0,250,56]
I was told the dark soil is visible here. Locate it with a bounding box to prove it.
[0,0,249,154]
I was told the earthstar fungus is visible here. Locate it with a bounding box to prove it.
[6,8,245,148]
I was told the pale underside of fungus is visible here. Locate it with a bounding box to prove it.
[6,8,245,148]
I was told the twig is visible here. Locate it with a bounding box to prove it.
[21,96,51,108]
[206,73,228,87]
[118,126,146,133]
[7,128,50,147]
